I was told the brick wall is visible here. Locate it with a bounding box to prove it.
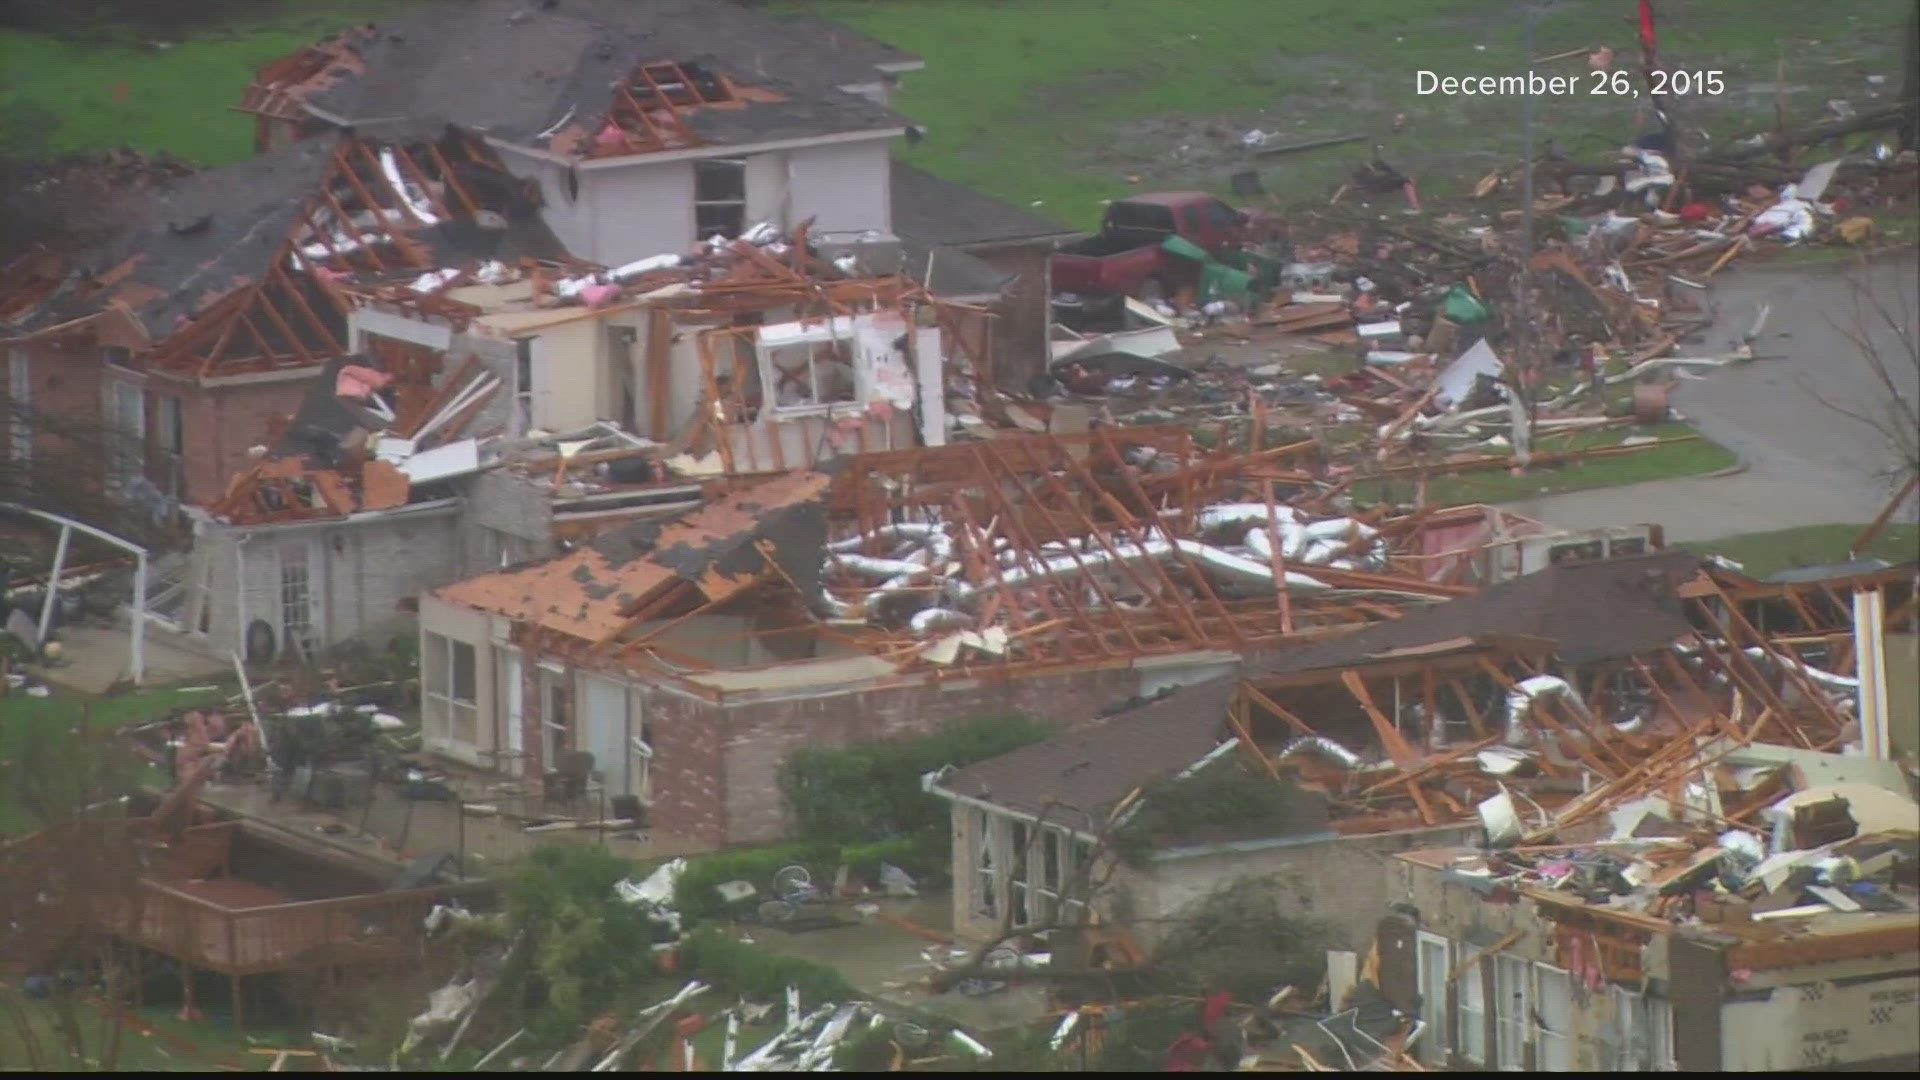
[177,376,311,506]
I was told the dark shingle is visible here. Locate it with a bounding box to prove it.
[937,677,1238,824]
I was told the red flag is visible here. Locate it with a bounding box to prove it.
[1638,1,1658,64]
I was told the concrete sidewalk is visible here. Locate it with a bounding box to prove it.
[1497,463,1908,545]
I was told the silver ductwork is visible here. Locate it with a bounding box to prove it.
[1275,736,1366,769]
[1501,675,1592,747]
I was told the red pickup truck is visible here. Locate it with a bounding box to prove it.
[1050,192,1256,300]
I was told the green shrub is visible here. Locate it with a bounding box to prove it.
[778,713,1048,846]
[679,928,855,1004]
[671,840,840,921]
[501,845,659,1038]
[1112,757,1325,866]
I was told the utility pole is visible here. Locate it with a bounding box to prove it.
[1511,2,1537,467]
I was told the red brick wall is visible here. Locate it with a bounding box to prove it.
[175,378,310,506]
[634,664,1140,848]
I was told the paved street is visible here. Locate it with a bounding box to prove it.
[1501,256,1920,544]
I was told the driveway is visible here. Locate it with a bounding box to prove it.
[1500,256,1919,544]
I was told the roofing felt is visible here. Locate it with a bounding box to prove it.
[21,139,338,338]
[1245,549,1708,677]
[890,162,1075,249]
[436,468,833,643]
[936,676,1239,823]
[304,0,911,153]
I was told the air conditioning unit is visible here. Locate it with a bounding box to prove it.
[810,230,903,276]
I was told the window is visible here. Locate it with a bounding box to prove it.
[1493,954,1530,1070]
[422,632,479,747]
[1415,933,1451,1065]
[1204,198,1244,232]
[1532,965,1573,1071]
[278,542,316,662]
[105,379,146,491]
[629,719,654,804]
[761,338,856,411]
[153,394,184,497]
[514,338,535,433]
[494,645,525,761]
[1009,820,1032,926]
[973,811,997,921]
[1644,995,1675,1071]
[694,157,746,239]
[1457,955,1487,1065]
[540,665,572,764]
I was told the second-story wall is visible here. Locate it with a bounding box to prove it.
[499,135,897,267]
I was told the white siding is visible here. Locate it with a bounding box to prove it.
[786,138,892,234]
[744,151,790,228]
[581,159,695,263]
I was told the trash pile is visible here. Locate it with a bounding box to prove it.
[1437,777,1918,931]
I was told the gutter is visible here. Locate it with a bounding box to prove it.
[545,126,909,170]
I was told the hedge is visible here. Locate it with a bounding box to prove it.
[679,927,855,1005]
[778,713,1049,846]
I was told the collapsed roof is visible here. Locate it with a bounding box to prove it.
[3,131,559,377]
[260,0,914,159]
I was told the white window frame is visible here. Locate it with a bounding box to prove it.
[1493,953,1530,1070]
[1458,953,1488,1065]
[539,661,571,764]
[758,336,859,416]
[629,726,654,805]
[1415,931,1451,1065]
[277,540,318,662]
[152,392,184,498]
[1644,993,1675,1071]
[422,631,479,748]
[493,644,525,762]
[1531,963,1573,1071]
[972,810,997,922]
[693,157,746,240]
[513,338,536,434]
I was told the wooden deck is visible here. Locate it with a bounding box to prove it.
[104,877,444,976]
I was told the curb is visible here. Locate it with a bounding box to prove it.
[1701,459,1750,480]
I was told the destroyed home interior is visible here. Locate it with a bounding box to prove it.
[1,0,1917,1072]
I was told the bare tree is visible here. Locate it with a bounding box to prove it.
[0,709,147,1071]
[1798,274,1920,502]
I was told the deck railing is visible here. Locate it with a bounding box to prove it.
[103,877,446,976]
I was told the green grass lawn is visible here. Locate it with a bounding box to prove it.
[0,678,232,834]
[1686,522,1920,578]
[0,996,302,1071]
[810,0,1913,228]
[1352,419,1739,506]
[4,0,1908,215]
[0,0,411,165]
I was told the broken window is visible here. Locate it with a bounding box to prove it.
[694,157,746,240]
[761,338,856,412]
[629,715,654,805]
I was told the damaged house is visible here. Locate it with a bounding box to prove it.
[0,127,553,515]
[413,427,1549,850]
[236,0,1069,388]
[235,0,919,267]
[928,550,1916,990]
